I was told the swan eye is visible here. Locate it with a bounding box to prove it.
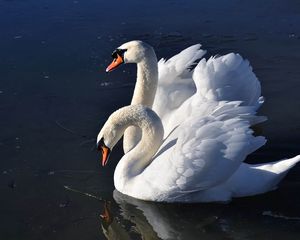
[106,49,127,72]
[111,49,127,59]
[97,137,105,151]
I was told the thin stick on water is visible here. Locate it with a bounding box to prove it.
[79,138,97,151]
[64,185,104,202]
[55,120,87,138]
[262,211,300,221]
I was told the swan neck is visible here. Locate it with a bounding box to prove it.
[131,52,158,107]
[114,106,164,190]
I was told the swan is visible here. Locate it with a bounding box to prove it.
[106,41,263,153]
[97,104,299,202]
[97,40,300,202]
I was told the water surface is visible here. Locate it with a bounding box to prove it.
[1,0,300,239]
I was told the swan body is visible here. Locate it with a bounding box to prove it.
[98,40,300,202]
[97,104,300,202]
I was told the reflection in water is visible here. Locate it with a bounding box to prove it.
[99,191,223,239]
[100,201,132,240]
[98,188,300,240]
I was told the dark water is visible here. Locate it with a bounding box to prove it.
[1,0,300,239]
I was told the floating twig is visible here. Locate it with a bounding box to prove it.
[263,211,300,221]
[64,185,104,202]
[55,120,87,138]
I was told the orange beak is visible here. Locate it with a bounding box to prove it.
[106,54,124,72]
[101,145,111,166]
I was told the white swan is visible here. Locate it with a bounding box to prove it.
[97,40,300,202]
[97,104,299,202]
[106,41,263,153]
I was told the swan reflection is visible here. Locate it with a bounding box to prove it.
[100,201,132,240]
[100,190,228,240]
[99,188,300,240]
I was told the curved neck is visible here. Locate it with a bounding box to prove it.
[131,50,158,107]
[113,105,164,191]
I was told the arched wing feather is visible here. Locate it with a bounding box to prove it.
[142,102,266,200]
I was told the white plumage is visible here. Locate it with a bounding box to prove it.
[97,40,300,202]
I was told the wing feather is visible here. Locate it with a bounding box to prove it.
[142,102,266,200]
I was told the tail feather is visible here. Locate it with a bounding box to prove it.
[254,155,300,174]
[226,155,300,198]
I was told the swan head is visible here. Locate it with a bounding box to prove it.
[97,115,125,166]
[106,40,153,72]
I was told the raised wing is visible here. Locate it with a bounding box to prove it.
[170,103,266,192]
[193,53,262,107]
[141,102,266,201]
[163,52,265,137]
[152,44,206,131]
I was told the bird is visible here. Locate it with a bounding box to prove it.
[97,40,300,202]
